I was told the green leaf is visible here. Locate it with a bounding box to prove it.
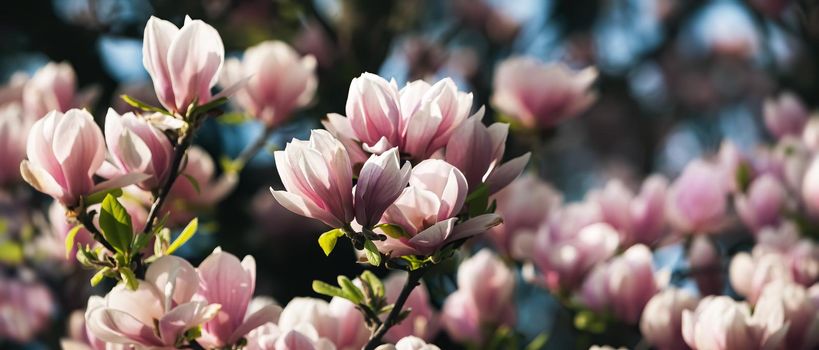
[574,309,607,334]
[120,267,139,290]
[338,276,365,304]
[90,267,110,287]
[375,223,408,239]
[132,231,153,255]
[399,255,425,271]
[190,97,228,116]
[318,228,345,256]
[0,241,23,265]
[64,225,82,259]
[312,280,346,298]
[220,156,242,175]
[466,183,490,218]
[182,174,201,194]
[363,240,381,266]
[525,332,549,350]
[84,188,123,206]
[166,218,198,255]
[217,112,251,125]
[98,194,134,255]
[736,162,753,193]
[359,270,385,299]
[120,94,170,115]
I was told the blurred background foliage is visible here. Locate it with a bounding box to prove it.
[3,0,819,348]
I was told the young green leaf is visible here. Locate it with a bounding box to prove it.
[318,228,345,256]
[190,97,228,116]
[90,267,110,287]
[375,223,408,239]
[98,194,134,255]
[360,270,385,299]
[466,183,490,218]
[120,94,170,115]
[84,188,123,206]
[363,240,382,266]
[312,280,346,299]
[64,224,82,259]
[0,241,23,265]
[166,218,198,255]
[182,174,201,194]
[120,267,139,290]
[337,276,365,304]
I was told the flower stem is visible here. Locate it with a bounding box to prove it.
[75,208,115,252]
[363,266,428,350]
[143,130,195,235]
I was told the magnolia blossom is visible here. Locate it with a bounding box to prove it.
[764,92,808,139]
[197,248,280,348]
[324,74,473,161]
[0,277,54,343]
[802,156,819,216]
[383,273,439,342]
[444,108,530,194]
[354,148,411,228]
[220,40,317,127]
[802,118,819,151]
[488,174,561,257]
[85,256,221,347]
[143,16,224,116]
[22,62,97,119]
[442,249,515,343]
[735,174,786,232]
[491,57,597,129]
[375,160,502,257]
[666,160,728,234]
[0,103,29,185]
[270,130,354,228]
[591,175,668,247]
[689,236,724,296]
[245,322,336,350]
[275,297,369,350]
[729,223,819,304]
[100,109,174,190]
[580,244,659,324]
[20,109,143,208]
[640,288,699,350]
[168,146,237,225]
[681,296,788,350]
[376,336,441,350]
[61,310,125,350]
[528,218,619,292]
[757,281,819,349]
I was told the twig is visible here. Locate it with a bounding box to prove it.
[75,209,116,252]
[142,131,195,235]
[363,266,428,350]
[232,124,276,171]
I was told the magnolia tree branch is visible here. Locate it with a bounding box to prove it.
[75,209,116,252]
[232,124,276,171]
[143,130,195,235]
[363,266,428,350]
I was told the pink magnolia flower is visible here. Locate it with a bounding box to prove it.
[681,296,788,350]
[442,249,515,344]
[488,174,561,257]
[100,109,174,191]
[85,255,221,347]
[802,118,819,152]
[764,92,808,139]
[375,159,502,257]
[324,74,473,161]
[220,40,317,127]
[22,62,98,119]
[20,109,144,208]
[270,130,354,228]
[444,108,531,194]
[491,57,597,129]
[276,297,369,350]
[735,174,786,233]
[197,248,280,348]
[245,323,336,350]
[383,273,439,342]
[689,236,724,296]
[591,175,668,247]
[0,103,30,185]
[528,219,619,292]
[640,288,700,350]
[168,146,237,226]
[580,244,659,324]
[729,223,819,304]
[0,277,54,343]
[0,72,27,107]
[802,156,819,216]
[376,336,441,350]
[666,160,728,234]
[354,148,411,228]
[757,281,819,350]
[143,16,224,116]
[61,309,126,350]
